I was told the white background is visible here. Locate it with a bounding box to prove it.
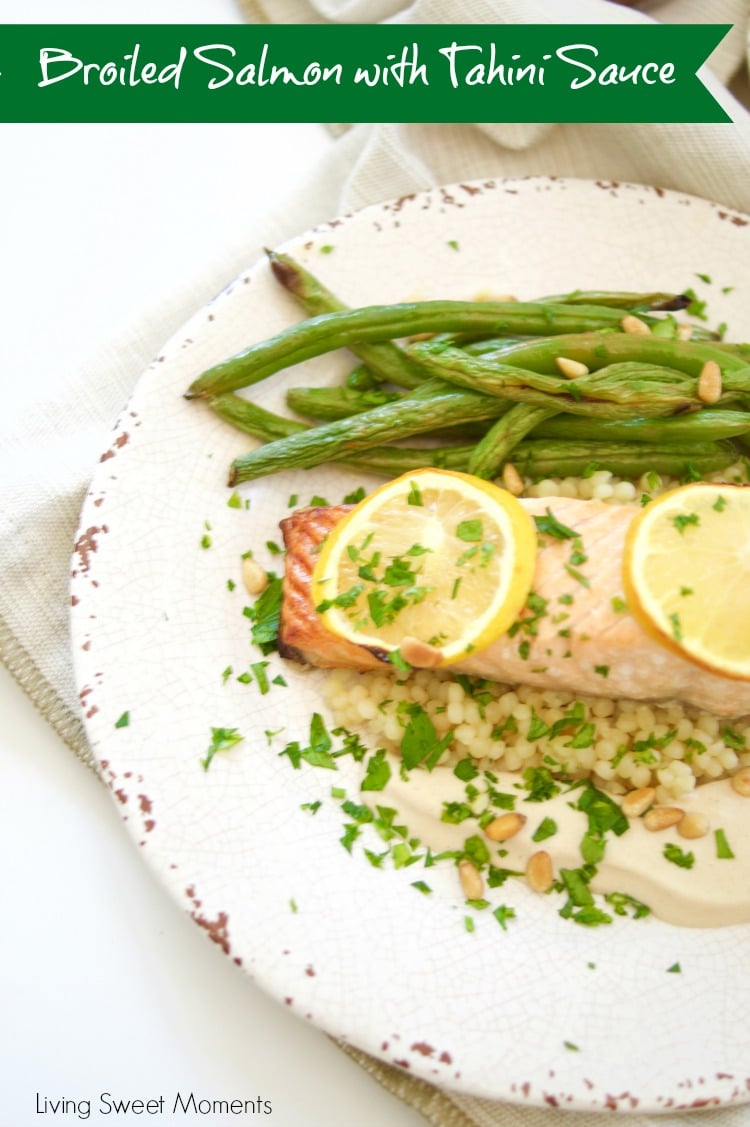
[0,3,427,1125]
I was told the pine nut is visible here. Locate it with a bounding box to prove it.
[458,860,484,900]
[731,767,750,797]
[643,805,684,832]
[676,323,694,340]
[526,850,554,893]
[484,812,527,842]
[678,812,710,839]
[697,360,722,404]
[242,556,269,596]
[555,356,590,379]
[502,462,524,496]
[399,636,443,669]
[621,314,651,336]
[621,786,656,818]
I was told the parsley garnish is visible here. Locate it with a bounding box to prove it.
[672,512,700,534]
[715,828,735,859]
[604,891,650,919]
[492,904,516,930]
[360,749,391,792]
[407,480,423,506]
[522,766,561,802]
[114,711,130,729]
[400,704,454,771]
[456,519,483,542]
[250,661,270,695]
[663,843,695,869]
[245,573,283,654]
[721,726,746,751]
[532,817,557,843]
[534,508,577,540]
[201,727,244,770]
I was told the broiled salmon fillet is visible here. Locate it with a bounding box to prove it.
[279,497,750,718]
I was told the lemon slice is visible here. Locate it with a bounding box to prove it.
[623,482,750,680]
[311,468,536,666]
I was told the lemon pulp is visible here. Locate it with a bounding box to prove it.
[623,482,750,680]
[312,468,537,665]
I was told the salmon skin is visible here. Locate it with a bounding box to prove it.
[279,497,750,718]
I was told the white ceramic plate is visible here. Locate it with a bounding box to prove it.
[71,178,750,1113]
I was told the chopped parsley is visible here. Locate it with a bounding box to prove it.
[400,704,454,771]
[715,828,735,859]
[456,519,483,542]
[721,726,746,751]
[532,817,557,843]
[663,843,695,869]
[250,660,270,695]
[492,904,516,930]
[407,480,423,506]
[672,512,700,535]
[114,711,130,729]
[201,727,244,771]
[534,508,577,540]
[360,749,391,792]
[522,766,561,803]
[245,573,283,654]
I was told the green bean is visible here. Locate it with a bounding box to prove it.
[345,364,382,390]
[185,300,655,399]
[534,409,750,445]
[267,250,425,389]
[511,440,737,480]
[209,394,303,439]
[228,380,510,484]
[409,349,710,417]
[535,290,690,310]
[285,383,489,442]
[208,394,738,483]
[286,386,402,420]
[419,331,749,378]
[209,393,474,475]
[468,405,558,479]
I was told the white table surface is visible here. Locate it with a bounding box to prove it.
[0,4,427,1125]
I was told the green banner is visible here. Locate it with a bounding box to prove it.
[0,24,731,123]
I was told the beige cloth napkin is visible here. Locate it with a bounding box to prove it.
[3,1,750,1125]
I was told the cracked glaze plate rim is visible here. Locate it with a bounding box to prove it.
[71,177,750,1113]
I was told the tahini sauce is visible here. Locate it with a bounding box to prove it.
[384,768,750,928]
